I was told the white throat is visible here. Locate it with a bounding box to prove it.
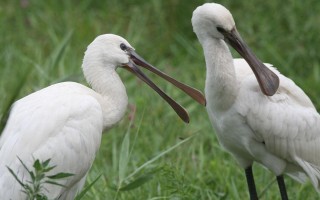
[82,49,128,130]
[202,38,238,112]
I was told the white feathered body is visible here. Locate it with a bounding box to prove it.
[0,82,105,199]
[190,1,320,194]
[205,39,320,191]
[0,81,128,199]
[0,34,135,199]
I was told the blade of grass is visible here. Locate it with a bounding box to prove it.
[74,174,102,200]
[124,133,197,181]
[6,166,25,188]
[48,31,73,74]
[128,109,145,162]
[0,68,30,134]
[119,167,161,191]
[118,120,133,186]
[258,177,276,198]
[47,172,74,179]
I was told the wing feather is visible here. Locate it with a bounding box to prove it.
[0,83,104,199]
[234,60,320,189]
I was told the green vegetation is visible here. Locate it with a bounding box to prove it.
[7,158,74,199]
[1,0,320,199]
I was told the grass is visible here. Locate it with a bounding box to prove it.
[1,0,320,199]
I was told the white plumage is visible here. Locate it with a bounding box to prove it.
[0,83,104,199]
[0,34,204,199]
[192,2,320,198]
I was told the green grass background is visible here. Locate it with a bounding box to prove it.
[1,0,320,199]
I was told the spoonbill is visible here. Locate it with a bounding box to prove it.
[192,3,320,200]
[0,34,205,199]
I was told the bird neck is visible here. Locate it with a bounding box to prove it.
[83,62,128,130]
[202,38,238,111]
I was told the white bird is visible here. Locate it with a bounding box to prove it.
[0,34,205,199]
[192,3,320,200]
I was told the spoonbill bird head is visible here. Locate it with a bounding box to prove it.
[192,3,235,41]
[192,3,279,96]
[84,34,133,68]
[83,34,206,123]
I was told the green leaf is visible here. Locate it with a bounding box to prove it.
[35,194,48,200]
[23,184,33,194]
[119,175,152,191]
[17,157,31,174]
[29,171,35,182]
[43,166,56,173]
[39,173,45,181]
[33,159,42,171]
[119,175,151,191]
[74,174,102,200]
[47,172,74,179]
[6,166,25,187]
[119,166,162,191]
[118,124,131,184]
[44,180,67,188]
[42,159,51,168]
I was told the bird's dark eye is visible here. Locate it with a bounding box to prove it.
[216,26,225,33]
[120,43,127,51]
